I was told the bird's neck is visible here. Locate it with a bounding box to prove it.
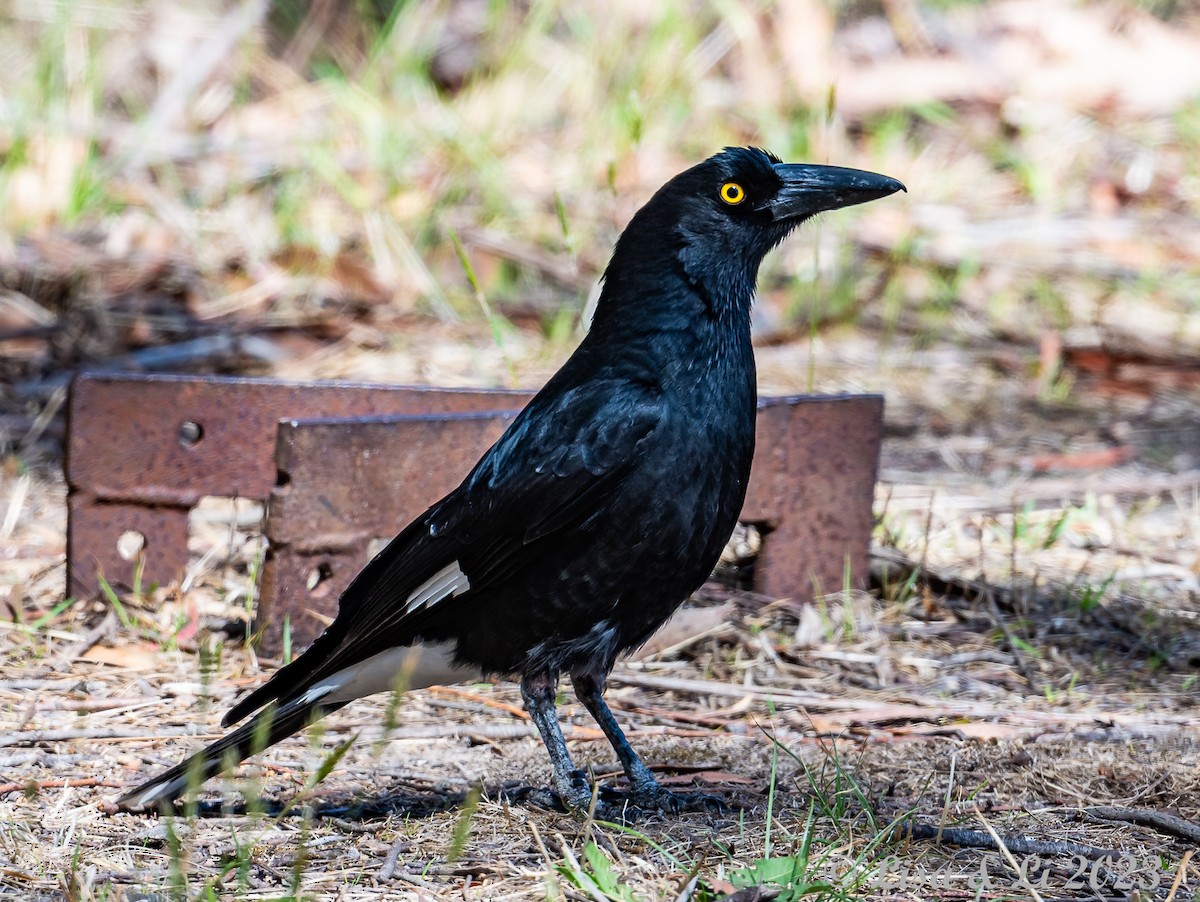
[583,267,757,404]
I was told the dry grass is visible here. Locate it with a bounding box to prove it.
[2,469,1199,898]
[1,565,1198,898]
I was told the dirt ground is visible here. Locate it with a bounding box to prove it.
[2,322,1199,899]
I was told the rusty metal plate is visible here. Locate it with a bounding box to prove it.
[743,395,883,600]
[259,412,519,651]
[66,373,530,600]
[65,374,882,656]
[259,394,883,654]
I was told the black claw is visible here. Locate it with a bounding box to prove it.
[628,786,728,815]
[524,785,570,812]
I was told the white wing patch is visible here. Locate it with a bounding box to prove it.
[299,641,480,706]
[297,564,470,708]
[404,560,471,614]
[126,777,188,811]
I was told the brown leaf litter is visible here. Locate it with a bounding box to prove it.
[1,460,1199,898]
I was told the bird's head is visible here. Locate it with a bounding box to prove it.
[600,147,904,324]
[674,146,904,290]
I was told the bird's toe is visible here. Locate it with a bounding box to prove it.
[520,769,602,814]
[628,785,727,815]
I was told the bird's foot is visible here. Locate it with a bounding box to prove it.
[557,768,595,810]
[528,769,604,813]
[523,772,726,820]
[623,782,727,815]
[519,772,626,821]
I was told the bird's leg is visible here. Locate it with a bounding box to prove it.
[571,670,724,814]
[520,671,593,811]
[570,671,657,792]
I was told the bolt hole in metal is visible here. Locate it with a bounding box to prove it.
[116,530,146,561]
[178,420,204,447]
[307,561,334,596]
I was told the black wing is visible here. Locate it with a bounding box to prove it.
[223,377,665,724]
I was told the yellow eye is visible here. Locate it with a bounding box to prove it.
[720,182,745,205]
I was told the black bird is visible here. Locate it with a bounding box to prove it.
[118,147,903,815]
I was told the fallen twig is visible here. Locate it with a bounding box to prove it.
[15,334,283,398]
[346,722,718,743]
[44,612,116,673]
[1083,805,1200,844]
[0,679,109,691]
[0,727,218,748]
[1166,849,1195,901]
[427,685,529,720]
[895,820,1121,859]
[30,697,157,714]
[0,777,124,796]
[378,832,410,881]
[608,670,1200,734]
[872,545,1016,607]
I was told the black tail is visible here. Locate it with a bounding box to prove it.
[116,696,345,811]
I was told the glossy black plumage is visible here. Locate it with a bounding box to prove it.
[118,147,904,815]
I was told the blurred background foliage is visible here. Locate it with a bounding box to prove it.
[1,0,1199,451]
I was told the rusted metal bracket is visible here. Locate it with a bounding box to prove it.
[260,394,883,652]
[65,373,530,602]
[260,412,521,652]
[66,374,883,656]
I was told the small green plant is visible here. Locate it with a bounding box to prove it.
[447,784,483,863]
[1072,572,1116,615]
[728,728,924,901]
[449,227,518,384]
[282,615,293,665]
[373,664,411,753]
[728,805,837,901]
[198,638,222,709]
[162,813,189,900]
[557,841,642,902]
[96,573,134,631]
[28,596,79,631]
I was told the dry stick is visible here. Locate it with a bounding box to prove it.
[620,703,739,729]
[0,678,109,691]
[0,753,83,768]
[18,335,285,397]
[608,670,1200,732]
[32,697,157,714]
[427,685,530,720]
[378,833,409,881]
[455,226,590,291]
[18,385,66,455]
[125,0,270,170]
[42,611,116,675]
[895,820,1122,859]
[973,806,1047,902]
[364,723,717,742]
[0,721,715,751]
[0,727,216,748]
[0,777,123,795]
[1084,806,1200,844]
[879,469,1200,511]
[870,546,1017,609]
[280,0,339,72]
